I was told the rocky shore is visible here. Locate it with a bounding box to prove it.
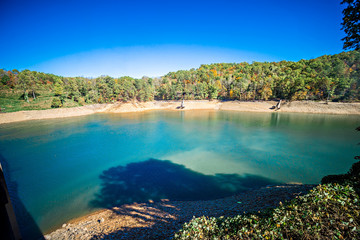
[45,184,315,240]
[1,100,360,125]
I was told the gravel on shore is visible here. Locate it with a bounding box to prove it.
[44,184,315,240]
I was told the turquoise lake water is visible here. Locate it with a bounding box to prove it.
[0,110,359,239]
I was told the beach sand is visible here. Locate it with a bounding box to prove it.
[1,100,360,125]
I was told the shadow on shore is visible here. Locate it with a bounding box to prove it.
[89,158,280,239]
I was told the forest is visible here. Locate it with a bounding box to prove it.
[0,50,360,111]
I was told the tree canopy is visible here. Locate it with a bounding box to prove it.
[1,50,360,107]
[341,0,360,50]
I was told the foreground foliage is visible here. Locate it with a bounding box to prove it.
[174,162,360,240]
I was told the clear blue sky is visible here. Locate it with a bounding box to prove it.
[0,0,345,78]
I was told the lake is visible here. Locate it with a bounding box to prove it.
[0,110,359,239]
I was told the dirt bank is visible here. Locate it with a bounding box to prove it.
[1,100,360,125]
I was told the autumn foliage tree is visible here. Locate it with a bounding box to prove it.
[1,51,360,104]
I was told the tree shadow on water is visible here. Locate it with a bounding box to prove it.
[89,159,281,239]
[90,158,280,208]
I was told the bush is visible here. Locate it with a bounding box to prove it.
[78,97,85,106]
[175,160,360,240]
[322,161,360,189]
[321,174,349,185]
[51,97,62,108]
[174,183,360,239]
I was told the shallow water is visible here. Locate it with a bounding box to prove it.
[0,110,359,239]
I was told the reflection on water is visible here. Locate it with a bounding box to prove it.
[0,110,358,239]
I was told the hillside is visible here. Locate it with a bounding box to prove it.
[1,50,360,112]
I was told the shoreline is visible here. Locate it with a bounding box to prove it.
[1,100,360,125]
[2,100,357,238]
[44,184,315,240]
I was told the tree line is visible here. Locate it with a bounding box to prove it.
[1,50,360,107]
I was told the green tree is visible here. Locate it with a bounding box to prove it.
[53,81,64,96]
[194,82,208,99]
[66,78,81,101]
[29,71,40,100]
[341,0,360,50]
[207,83,219,100]
[117,76,137,101]
[86,90,99,103]
[18,70,32,102]
[51,97,62,108]
[0,73,10,86]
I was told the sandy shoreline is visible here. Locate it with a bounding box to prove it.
[44,184,315,240]
[1,100,360,125]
